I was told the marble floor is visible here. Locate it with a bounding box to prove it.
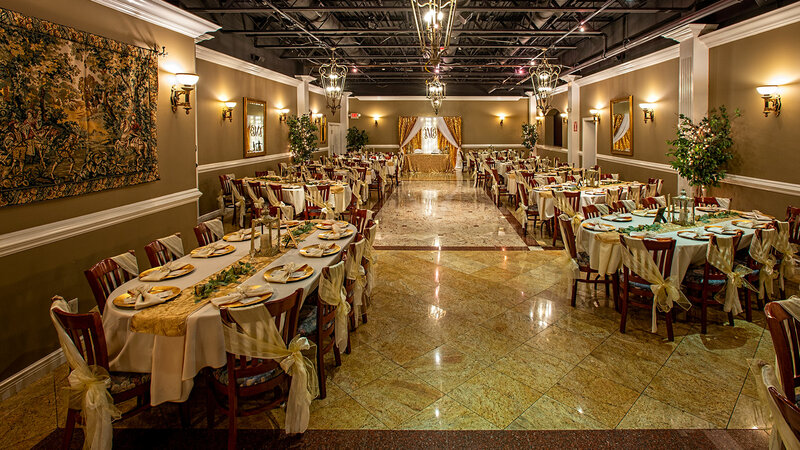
[1,174,783,448]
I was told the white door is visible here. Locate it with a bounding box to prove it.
[581,118,598,168]
[328,122,341,155]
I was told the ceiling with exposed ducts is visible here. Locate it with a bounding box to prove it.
[168,0,792,95]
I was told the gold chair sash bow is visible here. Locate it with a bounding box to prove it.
[222,305,319,434]
[706,235,757,316]
[345,239,367,321]
[557,215,581,295]
[363,221,378,298]
[264,185,295,220]
[307,186,336,219]
[776,222,799,290]
[319,261,350,350]
[620,238,691,332]
[605,188,620,204]
[749,228,778,300]
[231,185,247,228]
[50,297,121,450]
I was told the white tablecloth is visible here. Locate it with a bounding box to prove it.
[279,184,352,215]
[102,225,357,405]
[533,189,608,220]
[577,214,755,278]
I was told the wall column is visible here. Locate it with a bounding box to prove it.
[563,75,582,168]
[295,75,315,115]
[339,92,352,155]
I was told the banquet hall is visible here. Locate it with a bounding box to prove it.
[2,0,800,448]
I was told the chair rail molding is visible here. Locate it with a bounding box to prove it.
[90,0,220,38]
[354,96,525,102]
[722,174,800,197]
[462,144,526,148]
[195,47,302,88]
[197,152,292,174]
[595,154,676,173]
[0,189,201,258]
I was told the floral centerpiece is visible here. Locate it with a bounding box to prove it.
[287,114,319,163]
[666,106,739,196]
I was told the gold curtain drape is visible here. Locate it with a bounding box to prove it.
[442,117,462,167]
[398,116,418,154]
[612,114,631,152]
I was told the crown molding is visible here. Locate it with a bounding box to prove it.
[195,47,302,87]
[574,46,680,88]
[309,84,325,95]
[90,0,219,38]
[0,188,201,258]
[197,152,292,174]
[700,2,800,48]
[353,96,525,102]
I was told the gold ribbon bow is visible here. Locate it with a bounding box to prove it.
[649,275,691,333]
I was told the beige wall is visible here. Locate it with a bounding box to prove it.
[0,0,199,378]
[349,98,528,150]
[310,92,340,124]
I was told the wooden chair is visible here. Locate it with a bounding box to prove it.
[552,191,581,246]
[144,233,182,268]
[768,385,800,442]
[694,197,720,207]
[53,306,150,449]
[475,166,487,187]
[558,215,618,308]
[546,176,557,185]
[516,183,540,235]
[642,197,660,210]
[84,250,136,313]
[351,208,371,233]
[355,167,367,182]
[619,237,678,341]
[766,301,800,403]
[611,201,628,213]
[304,184,331,220]
[787,206,800,248]
[194,222,218,247]
[254,170,270,177]
[218,175,236,219]
[207,289,303,450]
[343,237,368,353]
[683,232,743,334]
[230,179,255,225]
[368,171,385,202]
[582,204,602,219]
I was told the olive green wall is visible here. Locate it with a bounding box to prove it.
[0,0,199,378]
[310,92,340,124]
[348,98,528,150]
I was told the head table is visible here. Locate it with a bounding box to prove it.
[102,224,356,406]
[243,178,354,214]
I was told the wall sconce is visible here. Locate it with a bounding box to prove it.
[639,103,655,123]
[757,85,781,117]
[170,73,199,114]
[589,109,601,122]
[560,112,568,123]
[372,116,380,126]
[498,114,506,127]
[311,112,324,125]
[535,115,544,124]
[277,108,290,123]
[221,101,236,122]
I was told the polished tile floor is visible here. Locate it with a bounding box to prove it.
[1,174,783,448]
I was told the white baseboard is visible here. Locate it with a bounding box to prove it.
[0,348,65,401]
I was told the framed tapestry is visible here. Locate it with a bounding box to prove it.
[243,97,266,157]
[0,8,159,207]
[317,115,328,147]
[610,96,633,156]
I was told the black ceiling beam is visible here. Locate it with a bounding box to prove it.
[224,29,604,37]
[256,44,577,50]
[284,55,559,60]
[189,6,682,14]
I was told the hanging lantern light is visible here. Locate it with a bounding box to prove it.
[426,75,446,115]
[529,55,561,116]
[411,0,457,66]
[319,48,347,114]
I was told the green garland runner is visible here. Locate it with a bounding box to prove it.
[193,261,255,301]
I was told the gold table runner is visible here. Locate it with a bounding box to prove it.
[403,154,452,173]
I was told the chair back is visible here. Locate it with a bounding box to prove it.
[557,215,578,259]
[766,301,800,400]
[144,232,181,267]
[642,197,659,210]
[694,197,720,207]
[84,251,136,313]
[559,191,581,214]
[248,181,268,200]
[768,386,800,441]
[517,182,530,207]
[356,167,367,181]
[268,184,284,202]
[352,209,371,233]
[324,167,335,179]
[255,170,270,177]
[546,176,557,185]
[194,223,217,247]
[51,306,109,369]
[582,205,602,219]
[611,201,627,213]
[318,264,342,352]
[787,206,800,246]
[696,233,743,287]
[306,184,331,210]
[219,174,233,195]
[619,237,676,298]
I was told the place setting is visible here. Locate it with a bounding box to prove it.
[264,262,315,283]
[223,228,260,242]
[190,241,236,258]
[139,261,195,281]
[112,284,181,310]
[299,242,341,257]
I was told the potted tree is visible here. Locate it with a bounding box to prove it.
[521,123,538,156]
[346,126,369,153]
[667,106,739,196]
[286,114,318,163]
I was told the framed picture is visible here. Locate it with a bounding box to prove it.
[243,97,266,157]
[318,114,328,147]
[610,96,633,156]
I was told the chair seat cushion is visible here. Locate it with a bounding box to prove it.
[576,251,590,267]
[298,304,318,337]
[212,366,280,387]
[684,267,727,286]
[109,372,151,394]
[628,281,653,291]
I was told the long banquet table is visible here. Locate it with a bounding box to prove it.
[403,153,452,173]
[102,224,356,405]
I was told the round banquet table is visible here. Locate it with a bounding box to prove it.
[576,213,756,279]
[532,187,613,220]
[102,225,356,406]
[247,182,352,215]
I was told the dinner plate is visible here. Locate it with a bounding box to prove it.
[581,222,616,232]
[112,286,181,309]
[219,287,274,308]
[299,243,341,257]
[677,230,714,241]
[190,245,236,258]
[697,206,721,213]
[739,213,773,222]
[602,214,632,222]
[281,220,302,228]
[732,219,768,229]
[223,231,261,242]
[632,209,658,217]
[138,264,195,280]
[318,229,355,240]
[315,220,350,230]
[704,225,739,235]
[263,265,314,283]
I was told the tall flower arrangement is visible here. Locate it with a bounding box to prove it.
[286,114,319,163]
[521,123,538,153]
[666,106,739,195]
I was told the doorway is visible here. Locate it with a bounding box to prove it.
[328,122,341,155]
[553,113,563,147]
[581,118,597,168]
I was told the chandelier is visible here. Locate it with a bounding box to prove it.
[411,0,457,65]
[319,48,347,114]
[529,56,561,115]
[426,75,446,115]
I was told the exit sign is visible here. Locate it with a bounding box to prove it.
[350,113,361,119]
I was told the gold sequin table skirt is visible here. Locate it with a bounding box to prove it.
[403,154,453,173]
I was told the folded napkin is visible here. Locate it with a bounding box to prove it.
[192,241,230,258]
[331,223,344,235]
[140,260,184,282]
[210,284,274,308]
[736,221,756,229]
[745,210,772,221]
[227,228,254,241]
[126,284,166,310]
[266,262,305,284]
[305,242,335,257]
[591,223,614,232]
[630,231,657,239]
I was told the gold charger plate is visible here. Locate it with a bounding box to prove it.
[138,264,195,280]
[263,265,314,283]
[732,219,768,229]
[704,225,739,235]
[315,220,350,230]
[112,286,181,309]
[281,220,302,228]
[190,245,236,258]
[632,209,658,217]
[581,222,616,232]
[602,215,632,222]
[223,231,261,242]
[219,287,274,308]
[299,243,341,257]
[677,230,713,241]
[318,229,354,240]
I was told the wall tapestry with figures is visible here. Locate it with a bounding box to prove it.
[0,8,159,207]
